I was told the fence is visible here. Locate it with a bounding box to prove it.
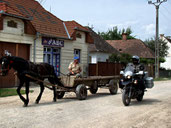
[159,70,171,78]
[89,62,123,76]
[89,62,154,77]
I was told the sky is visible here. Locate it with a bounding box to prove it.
[38,0,171,41]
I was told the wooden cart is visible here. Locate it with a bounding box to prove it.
[26,74,119,100]
[57,75,119,100]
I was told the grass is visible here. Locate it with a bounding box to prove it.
[0,88,33,97]
[154,77,171,81]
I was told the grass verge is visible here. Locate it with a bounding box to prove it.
[0,88,33,97]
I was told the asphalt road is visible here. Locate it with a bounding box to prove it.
[0,80,171,128]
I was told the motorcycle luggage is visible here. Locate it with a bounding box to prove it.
[145,77,154,88]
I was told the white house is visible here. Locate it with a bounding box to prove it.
[160,34,171,69]
[87,27,118,64]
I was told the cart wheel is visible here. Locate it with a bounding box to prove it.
[76,84,87,100]
[109,80,118,95]
[56,91,65,99]
[89,81,98,94]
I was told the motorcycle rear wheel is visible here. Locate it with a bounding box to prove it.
[122,89,131,106]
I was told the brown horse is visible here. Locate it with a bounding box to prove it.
[0,56,64,107]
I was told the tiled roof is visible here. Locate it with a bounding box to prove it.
[64,21,93,43]
[64,20,89,39]
[166,37,171,43]
[0,0,69,39]
[87,27,118,53]
[106,39,155,58]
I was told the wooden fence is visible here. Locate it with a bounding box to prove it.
[89,62,154,77]
[89,62,123,76]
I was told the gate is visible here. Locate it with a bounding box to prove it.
[0,42,30,88]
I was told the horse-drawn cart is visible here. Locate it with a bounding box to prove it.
[26,74,119,100]
[58,75,119,100]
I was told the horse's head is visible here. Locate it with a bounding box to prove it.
[0,56,13,76]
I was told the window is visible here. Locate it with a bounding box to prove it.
[76,33,82,38]
[74,49,81,62]
[7,20,17,28]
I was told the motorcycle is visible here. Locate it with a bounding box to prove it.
[119,64,154,106]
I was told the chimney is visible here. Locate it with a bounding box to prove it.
[122,33,127,40]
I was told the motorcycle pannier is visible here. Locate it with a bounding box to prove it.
[145,77,154,88]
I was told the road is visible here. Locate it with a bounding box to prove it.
[0,80,171,128]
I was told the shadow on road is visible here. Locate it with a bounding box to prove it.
[130,98,162,106]
[29,92,121,107]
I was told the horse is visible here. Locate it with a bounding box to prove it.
[0,55,64,107]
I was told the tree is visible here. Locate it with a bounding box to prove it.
[144,38,169,63]
[109,53,132,65]
[98,26,135,40]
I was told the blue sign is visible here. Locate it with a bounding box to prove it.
[42,37,64,47]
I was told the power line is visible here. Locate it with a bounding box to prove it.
[161,4,171,15]
[160,10,171,23]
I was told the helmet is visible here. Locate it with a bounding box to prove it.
[132,55,140,65]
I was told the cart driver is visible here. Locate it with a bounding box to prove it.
[68,56,82,77]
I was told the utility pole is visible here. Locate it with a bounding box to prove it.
[148,0,167,78]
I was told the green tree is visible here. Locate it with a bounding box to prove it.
[144,38,169,63]
[98,26,135,40]
[109,53,132,65]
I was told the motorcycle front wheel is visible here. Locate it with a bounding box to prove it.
[122,89,131,106]
[136,91,144,101]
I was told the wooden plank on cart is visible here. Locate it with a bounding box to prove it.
[75,75,120,82]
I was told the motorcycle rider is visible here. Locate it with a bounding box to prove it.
[131,55,146,91]
[119,55,146,90]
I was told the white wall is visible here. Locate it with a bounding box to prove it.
[89,52,111,64]
[160,36,171,69]
[0,16,35,61]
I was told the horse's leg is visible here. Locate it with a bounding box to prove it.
[35,82,44,104]
[25,81,30,107]
[17,81,27,106]
[52,86,57,102]
[48,78,57,102]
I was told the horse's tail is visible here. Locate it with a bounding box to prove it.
[53,73,64,87]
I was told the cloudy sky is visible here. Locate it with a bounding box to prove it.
[39,0,171,41]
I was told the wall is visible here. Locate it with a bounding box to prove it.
[160,36,171,69]
[0,16,34,59]
[61,31,89,76]
[89,52,111,64]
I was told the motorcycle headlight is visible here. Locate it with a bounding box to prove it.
[127,75,131,79]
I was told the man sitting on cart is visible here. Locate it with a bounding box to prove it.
[68,56,82,77]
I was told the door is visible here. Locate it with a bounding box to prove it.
[0,42,30,88]
[43,47,61,76]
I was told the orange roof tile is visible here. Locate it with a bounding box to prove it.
[106,39,155,58]
[64,20,89,38]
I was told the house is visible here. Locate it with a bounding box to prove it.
[106,34,155,59]
[62,21,93,75]
[0,0,93,88]
[160,34,171,69]
[87,27,118,64]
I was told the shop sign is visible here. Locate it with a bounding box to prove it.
[42,37,64,47]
